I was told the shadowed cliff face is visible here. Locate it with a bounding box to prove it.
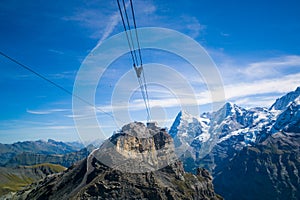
[12,122,222,200]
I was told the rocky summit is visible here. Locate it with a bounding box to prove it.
[12,122,222,200]
[94,122,177,173]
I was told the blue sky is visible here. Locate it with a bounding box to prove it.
[0,0,300,143]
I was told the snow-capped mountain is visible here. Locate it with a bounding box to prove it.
[169,86,300,161]
[170,103,272,159]
[169,87,300,199]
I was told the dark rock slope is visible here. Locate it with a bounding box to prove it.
[13,122,222,200]
[213,131,300,200]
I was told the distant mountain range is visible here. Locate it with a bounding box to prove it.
[0,139,84,165]
[0,139,98,168]
[169,87,300,200]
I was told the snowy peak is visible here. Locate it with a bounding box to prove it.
[218,102,234,115]
[213,102,248,126]
[270,87,300,111]
[272,95,300,133]
[217,102,234,118]
[217,102,245,117]
[180,109,192,117]
[169,110,210,145]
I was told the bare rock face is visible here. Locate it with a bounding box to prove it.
[96,122,177,173]
[12,122,222,200]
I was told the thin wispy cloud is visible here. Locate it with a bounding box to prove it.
[232,96,278,109]
[27,110,51,115]
[224,73,300,105]
[62,2,119,39]
[0,119,55,130]
[210,51,300,84]
[94,0,156,49]
[242,55,300,79]
[94,10,120,49]
[27,108,69,115]
[63,0,204,44]
[98,98,182,113]
[48,49,64,55]
[12,71,76,81]
[220,32,230,37]
[249,55,300,68]
[181,15,206,38]
[64,113,96,121]
[37,125,76,130]
[49,71,77,80]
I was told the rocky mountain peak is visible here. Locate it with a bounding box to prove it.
[95,121,177,173]
[180,109,194,118]
[223,102,235,113]
[120,122,152,138]
[272,95,300,133]
[270,86,300,111]
[214,102,246,121]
